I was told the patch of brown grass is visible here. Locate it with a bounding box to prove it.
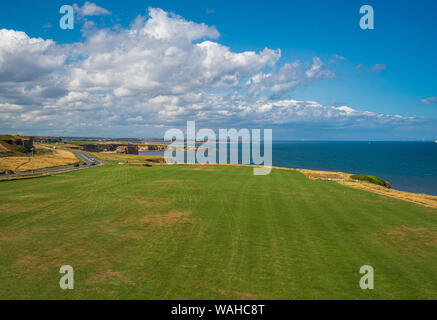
[294,168,437,209]
[217,288,259,299]
[86,269,135,286]
[15,194,46,199]
[126,195,170,208]
[189,167,217,171]
[0,226,41,242]
[0,148,79,172]
[140,210,191,227]
[0,204,21,213]
[295,169,351,180]
[381,226,437,256]
[91,152,163,163]
[339,180,437,209]
[15,254,36,267]
[149,179,192,184]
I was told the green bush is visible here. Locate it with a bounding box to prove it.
[15,145,29,154]
[350,174,391,188]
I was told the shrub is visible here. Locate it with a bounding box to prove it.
[15,145,29,154]
[350,174,391,188]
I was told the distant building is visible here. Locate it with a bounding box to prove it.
[0,134,33,154]
[31,136,63,143]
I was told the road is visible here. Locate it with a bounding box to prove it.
[1,146,103,178]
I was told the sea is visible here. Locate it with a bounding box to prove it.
[140,141,437,196]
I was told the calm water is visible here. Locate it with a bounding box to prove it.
[141,141,437,195]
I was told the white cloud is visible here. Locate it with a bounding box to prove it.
[421,96,437,105]
[371,64,386,72]
[0,29,64,82]
[73,2,111,17]
[246,57,334,96]
[64,7,279,99]
[0,7,419,137]
[0,103,23,111]
[142,8,218,41]
[330,54,346,63]
[305,57,334,79]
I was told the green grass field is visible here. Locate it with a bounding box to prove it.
[0,164,436,299]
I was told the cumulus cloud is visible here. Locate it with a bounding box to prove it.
[154,94,413,128]
[370,64,386,72]
[65,8,278,99]
[73,2,111,17]
[0,29,67,109]
[330,53,346,63]
[355,63,386,74]
[421,96,437,105]
[246,57,334,97]
[0,29,64,83]
[0,7,421,137]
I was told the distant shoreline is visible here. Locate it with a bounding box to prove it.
[151,162,437,209]
[140,141,437,196]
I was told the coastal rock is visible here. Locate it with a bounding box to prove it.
[115,145,139,155]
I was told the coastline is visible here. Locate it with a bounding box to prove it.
[139,141,437,197]
[294,167,437,209]
[157,162,437,209]
[3,148,436,209]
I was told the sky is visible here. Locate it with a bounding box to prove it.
[0,0,436,140]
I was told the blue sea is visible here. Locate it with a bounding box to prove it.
[141,141,437,196]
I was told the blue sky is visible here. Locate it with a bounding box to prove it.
[0,0,436,139]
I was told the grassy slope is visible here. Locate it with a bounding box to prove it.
[0,148,80,172]
[91,152,164,163]
[0,164,436,299]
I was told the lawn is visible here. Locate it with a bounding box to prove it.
[0,164,436,299]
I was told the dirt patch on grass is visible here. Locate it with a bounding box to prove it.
[15,254,36,266]
[380,226,437,256]
[15,194,46,200]
[0,226,36,241]
[147,179,193,191]
[387,226,437,247]
[149,179,193,184]
[189,167,217,171]
[0,204,22,213]
[101,225,118,233]
[296,169,350,180]
[86,269,134,286]
[12,253,51,273]
[140,210,191,227]
[45,243,87,257]
[126,195,170,208]
[217,288,259,299]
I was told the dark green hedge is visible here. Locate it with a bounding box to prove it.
[350,174,391,188]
